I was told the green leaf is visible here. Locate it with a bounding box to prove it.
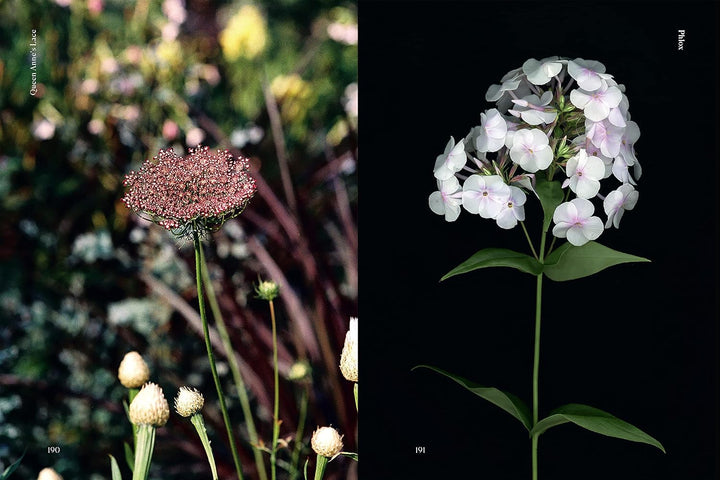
[337,452,358,462]
[440,248,542,281]
[543,241,650,282]
[529,403,665,453]
[412,365,531,430]
[109,454,123,480]
[123,442,134,473]
[1,450,25,480]
[303,458,309,480]
[534,177,564,232]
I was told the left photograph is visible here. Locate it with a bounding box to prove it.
[0,1,357,479]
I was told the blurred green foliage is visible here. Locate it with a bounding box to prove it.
[0,0,357,478]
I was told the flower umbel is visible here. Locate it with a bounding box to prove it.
[122,145,256,236]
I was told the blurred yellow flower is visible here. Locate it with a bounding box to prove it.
[270,74,313,123]
[220,5,267,61]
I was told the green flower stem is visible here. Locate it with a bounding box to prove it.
[132,424,156,480]
[191,413,219,480]
[269,298,281,480]
[353,383,358,411]
[129,388,139,449]
[313,455,329,480]
[198,244,269,480]
[531,232,547,480]
[289,386,309,480]
[193,228,244,480]
[520,221,538,260]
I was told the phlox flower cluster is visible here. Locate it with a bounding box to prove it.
[429,57,640,246]
[123,145,257,236]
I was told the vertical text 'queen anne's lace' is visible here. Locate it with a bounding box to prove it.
[122,145,257,237]
[428,56,642,246]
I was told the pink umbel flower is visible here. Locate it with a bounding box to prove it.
[122,145,257,235]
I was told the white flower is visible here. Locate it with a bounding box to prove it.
[508,128,553,173]
[475,109,507,153]
[339,317,358,382]
[462,175,510,219]
[563,149,605,199]
[570,85,623,122]
[567,58,612,91]
[429,177,463,222]
[311,426,344,458]
[522,57,563,85]
[616,120,642,180]
[174,386,205,417]
[508,91,557,126]
[603,184,639,229]
[129,382,170,427]
[118,351,150,388]
[552,198,604,246]
[585,119,624,158]
[433,137,467,181]
[495,186,526,229]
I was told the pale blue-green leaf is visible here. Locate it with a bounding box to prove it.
[413,365,531,430]
[529,403,665,453]
[543,241,650,282]
[1,450,25,480]
[109,454,123,480]
[123,442,134,473]
[441,248,542,281]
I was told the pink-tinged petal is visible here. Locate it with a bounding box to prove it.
[574,177,600,199]
[496,208,518,229]
[461,190,482,214]
[552,222,571,238]
[553,202,577,224]
[444,202,461,222]
[607,107,627,127]
[582,216,604,240]
[584,100,611,122]
[429,191,446,215]
[572,197,595,218]
[583,155,606,180]
[514,204,526,221]
[611,209,625,229]
[566,225,590,246]
[479,196,504,219]
[533,147,553,171]
[602,86,623,108]
[570,89,591,109]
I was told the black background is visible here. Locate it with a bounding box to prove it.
[361,1,719,479]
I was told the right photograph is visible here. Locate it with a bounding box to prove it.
[362,2,719,479]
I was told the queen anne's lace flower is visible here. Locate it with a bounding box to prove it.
[122,145,256,236]
[429,56,641,238]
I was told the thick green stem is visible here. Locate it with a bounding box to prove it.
[193,228,244,480]
[129,388,139,450]
[199,246,269,480]
[191,413,219,480]
[132,424,156,480]
[531,232,547,480]
[313,455,329,480]
[270,299,280,480]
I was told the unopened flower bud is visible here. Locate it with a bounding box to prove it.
[287,361,311,381]
[311,426,344,458]
[255,280,279,301]
[339,317,358,382]
[174,386,205,417]
[118,351,150,388]
[37,468,63,480]
[129,382,170,426]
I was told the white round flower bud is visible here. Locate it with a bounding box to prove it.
[129,382,170,426]
[118,351,150,388]
[174,386,205,417]
[37,468,63,480]
[339,317,358,382]
[311,426,344,458]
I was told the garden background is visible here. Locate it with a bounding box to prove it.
[0,0,357,479]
